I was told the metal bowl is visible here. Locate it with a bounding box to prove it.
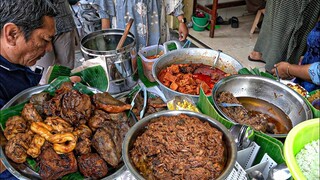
[0,85,128,180]
[152,48,243,103]
[211,75,313,138]
[122,110,237,180]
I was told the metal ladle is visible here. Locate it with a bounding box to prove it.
[267,163,291,180]
[248,170,264,180]
[229,124,254,150]
[219,102,243,108]
[212,50,222,68]
[155,37,161,56]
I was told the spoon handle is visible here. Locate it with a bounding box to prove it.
[219,102,243,107]
[212,50,222,68]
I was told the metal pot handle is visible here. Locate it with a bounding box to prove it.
[163,40,181,54]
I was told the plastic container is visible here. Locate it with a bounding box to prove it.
[138,45,164,82]
[192,13,209,31]
[283,118,320,180]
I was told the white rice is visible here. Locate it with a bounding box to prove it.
[296,139,320,180]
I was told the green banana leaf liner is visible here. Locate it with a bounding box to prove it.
[197,89,285,165]
[48,65,108,92]
[238,67,276,80]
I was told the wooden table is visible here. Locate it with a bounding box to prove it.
[193,0,246,38]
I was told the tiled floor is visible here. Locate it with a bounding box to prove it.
[187,14,265,70]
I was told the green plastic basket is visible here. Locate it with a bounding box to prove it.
[283,118,320,180]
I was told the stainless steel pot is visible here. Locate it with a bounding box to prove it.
[152,48,243,102]
[122,110,237,180]
[81,29,138,95]
[211,75,313,138]
[0,85,128,180]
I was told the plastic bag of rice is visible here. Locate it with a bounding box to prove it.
[296,139,320,180]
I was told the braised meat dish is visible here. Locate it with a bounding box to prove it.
[77,153,108,179]
[130,92,167,120]
[158,63,230,95]
[38,143,78,179]
[3,82,133,179]
[130,114,226,179]
[216,91,279,134]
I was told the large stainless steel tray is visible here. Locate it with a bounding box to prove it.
[0,85,128,180]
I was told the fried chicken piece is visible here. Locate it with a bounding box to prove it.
[38,144,77,180]
[93,92,131,113]
[5,131,33,163]
[74,138,92,155]
[92,127,120,167]
[21,103,43,124]
[27,134,45,158]
[44,116,73,133]
[77,153,108,179]
[60,90,92,126]
[73,125,92,155]
[4,115,27,140]
[29,92,51,116]
[88,110,111,131]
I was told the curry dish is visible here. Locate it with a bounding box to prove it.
[158,63,230,95]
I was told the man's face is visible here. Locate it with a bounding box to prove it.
[13,16,56,66]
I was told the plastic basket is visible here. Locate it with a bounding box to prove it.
[283,118,320,180]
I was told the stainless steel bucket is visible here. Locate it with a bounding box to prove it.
[80,29,138,95]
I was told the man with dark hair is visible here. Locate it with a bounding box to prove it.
[0,1,57,177]
[0,0,57,104]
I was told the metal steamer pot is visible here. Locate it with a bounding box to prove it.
[152,47,244,102]
[81,29,138,95]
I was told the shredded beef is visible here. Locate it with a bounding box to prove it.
[130,114,226,180]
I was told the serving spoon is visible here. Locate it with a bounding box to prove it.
[219,102,243,107]
[212,50,222,68]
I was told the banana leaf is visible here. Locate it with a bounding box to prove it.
[44,76,71,96]
[61,172,84,180]
[238,67,276,80]
[71,65,108,92]
[47,65,72,83]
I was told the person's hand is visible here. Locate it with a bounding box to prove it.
[69,76,82,83]
[178,22,188,41]
[271,62,293,79]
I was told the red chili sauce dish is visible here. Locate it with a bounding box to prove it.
[158,63,230,95]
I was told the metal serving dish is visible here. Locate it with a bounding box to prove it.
[211,75,313,138]
[0,85,128,180]
[122,110,237,180]
[152,48,243,102]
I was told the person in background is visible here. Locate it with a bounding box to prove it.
[0,0,57,179]
[271,20,320,92]
[34,0,78,85]
[248,0,320,72]
[245,0,265,14]
[97,0,188,50]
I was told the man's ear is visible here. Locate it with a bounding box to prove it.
[2,23,21,46]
